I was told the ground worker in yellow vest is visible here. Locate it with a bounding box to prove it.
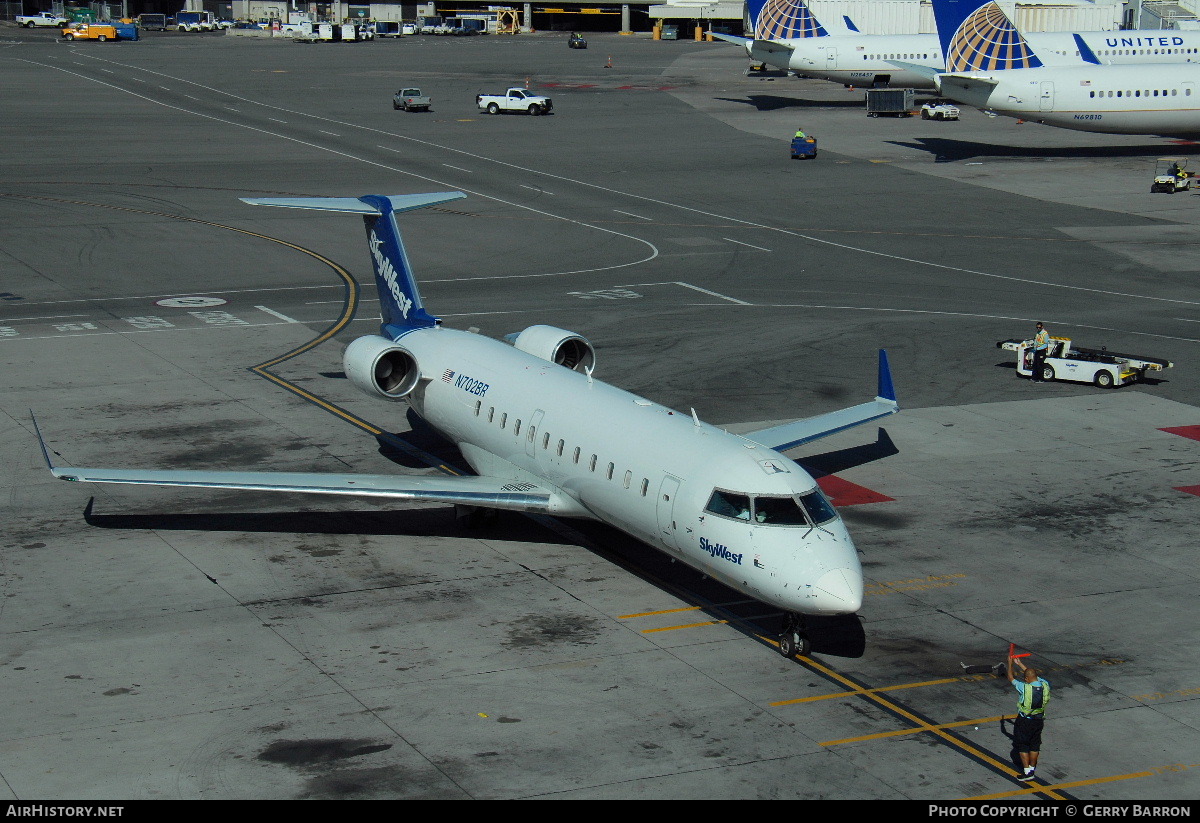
[1008,651,1050,781]
[794,128,807,139]
[1031,322,1050,382]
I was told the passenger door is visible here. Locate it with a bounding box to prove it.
[656,475,682,553]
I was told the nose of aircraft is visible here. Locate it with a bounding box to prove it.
[812,567,863,614]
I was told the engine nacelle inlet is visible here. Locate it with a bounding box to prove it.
[510,325,596,373]
[343,335,422,401]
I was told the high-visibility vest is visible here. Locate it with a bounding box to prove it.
[1018,679,1050,717]
[1034,330,1049,351]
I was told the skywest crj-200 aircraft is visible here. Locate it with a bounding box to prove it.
[715,0,1200,91]
[927,0,1200,134]
[36,191,900,658]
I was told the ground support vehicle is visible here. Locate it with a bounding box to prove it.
[375,21,401,36]
[394,88,431,111]
[61,23,129,41]
[17,12,67,27]
[136,13,167,30]
[866,88,915,117]
[175,11,216,31]
[921,101,960,120]
[1152,158,1192,193]
[569,31,587,48]
[477,88,553,115]
[997,337,1173,387]
[790,135,817,158]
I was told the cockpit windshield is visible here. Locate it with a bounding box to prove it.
[704,488,839,527]
[798,490,838,526]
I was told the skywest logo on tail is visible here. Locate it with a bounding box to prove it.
[370,232,414,321]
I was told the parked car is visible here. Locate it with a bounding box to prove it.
[401,23,416,35]
[393,88,431,112]
[569,32,587,48]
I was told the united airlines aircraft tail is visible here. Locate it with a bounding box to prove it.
[931,0,1042,72]
[241,191,466,338]
[747,0,828,40]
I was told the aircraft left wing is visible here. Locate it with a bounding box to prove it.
[742,350,898,453]
[32,416,564,514]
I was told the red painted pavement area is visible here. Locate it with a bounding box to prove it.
[1160,425,1200,441]
[1174,485,1200,497]
[815,475,894,507]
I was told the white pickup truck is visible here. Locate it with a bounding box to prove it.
[17,11,68,27]
[476,88,553,116]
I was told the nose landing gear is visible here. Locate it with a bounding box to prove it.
[777,613,811,658]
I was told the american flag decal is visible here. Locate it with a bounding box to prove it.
[442,369,455,382]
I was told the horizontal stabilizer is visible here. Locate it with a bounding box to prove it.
[743,350,899,452]
[887,60,942,82]
[240,192,466,215]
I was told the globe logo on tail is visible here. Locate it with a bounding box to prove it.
[946,1,1042,72]
[754,0,828,40]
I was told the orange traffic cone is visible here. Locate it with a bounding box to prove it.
[605,54,613,68]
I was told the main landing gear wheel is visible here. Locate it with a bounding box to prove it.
[777,614,811,658]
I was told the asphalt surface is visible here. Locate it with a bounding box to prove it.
[2,25,1198,800]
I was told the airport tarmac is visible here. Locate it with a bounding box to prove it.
[1,28,1198,800]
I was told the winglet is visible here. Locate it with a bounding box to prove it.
[1072,33,1101,65]
[877,349,897,404]
[30,411,60,472]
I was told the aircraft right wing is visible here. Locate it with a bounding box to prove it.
[33,416,566,514]
[742,350,898,453]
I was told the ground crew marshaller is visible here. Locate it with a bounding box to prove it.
[1031,322,1050,382]
[1008,651,1050,781]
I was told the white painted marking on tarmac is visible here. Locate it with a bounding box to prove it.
[722,238,771,252]
[674,282,751,305]
[255,305,299,322]
[156,296,226,308]
[1,314,90,323]
[613,210,651,220]
[267,117,287,123]
[521,185,552,194]
[442,163,472,173]
[182,94,199,100]
[319,130,340,135]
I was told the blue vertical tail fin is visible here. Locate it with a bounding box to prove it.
[241,191,466,338]
[748,0,828,40]
[931,0,1042,72]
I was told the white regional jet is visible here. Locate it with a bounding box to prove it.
[719,0,1200,91]
[930,0,1200,134]
[36,191,900,657]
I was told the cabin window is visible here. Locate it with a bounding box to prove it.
[589,454,597,471]
[488,407,495,422]
[606,462,614,480]
[640,478,649,496]
[573,446,581,463]
[542,432,550,449]
[799,490,838,526]
[474,400,481,416]
[623,470,632,489]
[705,489,751,522]
[526,424,534,442]
[500,413,507,428]
[1172,89,1178,96]
[557,439,565,456]
[513,419,521,436]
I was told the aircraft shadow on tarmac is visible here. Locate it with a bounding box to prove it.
[716,94,865,111]
[890,136,1200,164]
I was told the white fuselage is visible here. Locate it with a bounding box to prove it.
[393,326,864,617]
[751,30,1200,90]
[939,63,1200,134]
